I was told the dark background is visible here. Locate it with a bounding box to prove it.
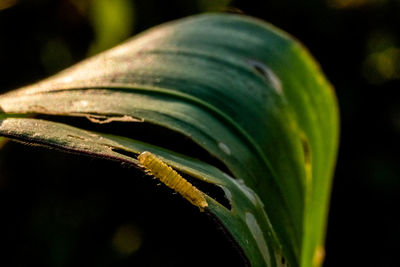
[1,0,399,266]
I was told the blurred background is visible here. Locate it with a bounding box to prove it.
[0,0,399,266]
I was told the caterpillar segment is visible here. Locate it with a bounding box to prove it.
[138,151,208,210]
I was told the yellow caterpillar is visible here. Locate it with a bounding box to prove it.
[137,151,208,211]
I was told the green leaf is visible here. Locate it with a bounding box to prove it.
[0,13,339,267]
[88,0,135,55]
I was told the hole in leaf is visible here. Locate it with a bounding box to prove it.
[247,59,282,94]
[36,114,235,178]
[110,147,138,159]
[299,132,312,178]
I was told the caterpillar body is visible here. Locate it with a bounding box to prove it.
[137,151,208,210]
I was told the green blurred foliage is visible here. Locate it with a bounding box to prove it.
[197,0,233,11]
[86,0,135,55]
[363,31,400,84]
[41,37,74,73]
